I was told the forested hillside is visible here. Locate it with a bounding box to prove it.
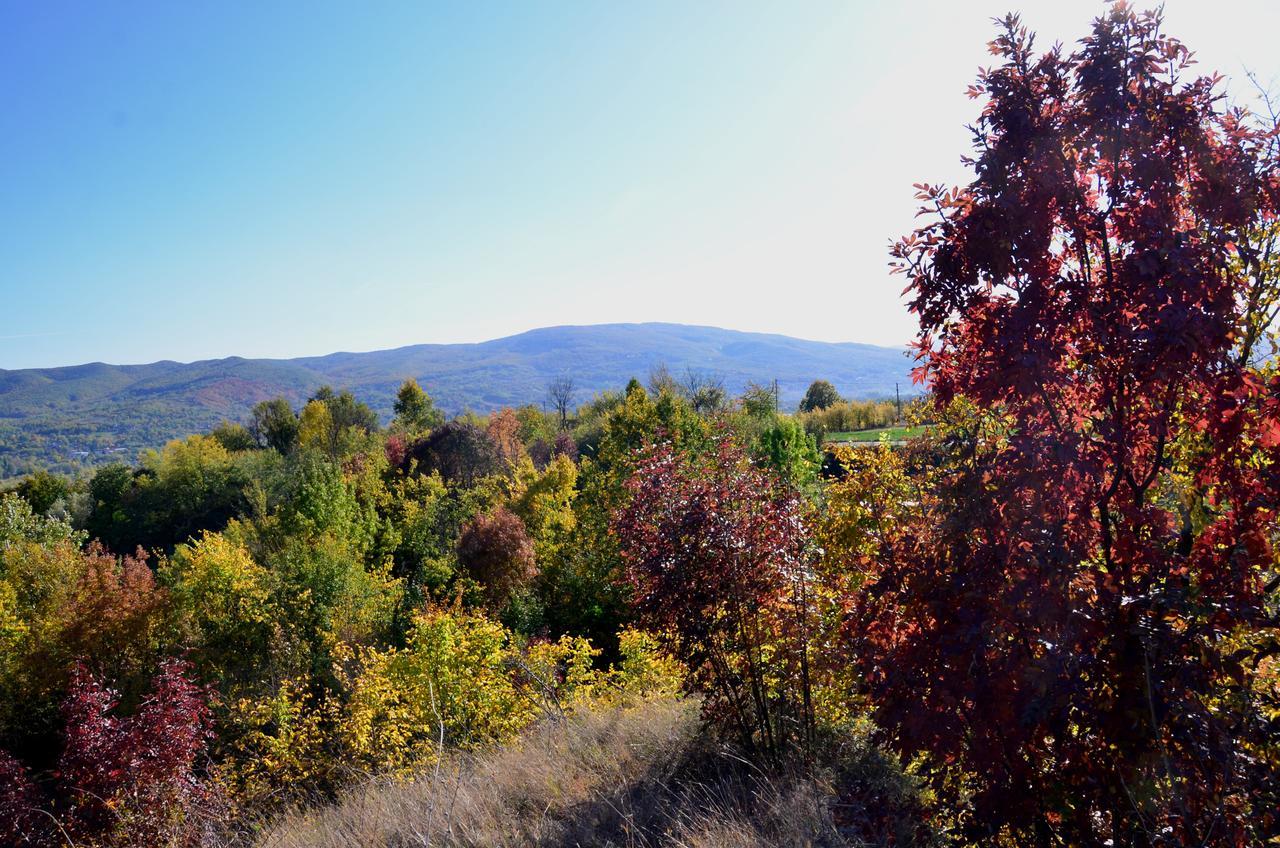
[0,323,911,479]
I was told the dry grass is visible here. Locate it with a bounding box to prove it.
[251,696,863,848]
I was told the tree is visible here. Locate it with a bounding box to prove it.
[85,463,136,552]
[14,471,68,516]
[646,363,678,397]
[54,659,210,844]
[614,436,814,762]
[249,397,299,453]
[1,491,83,549]
[0,658,211,847]
[297,399,335,454]
[1232,78,1280,367]
[547,375,576,430]
[681,368,727,416]
[393,378,444,433]
[457,507,536,610]
[84,436,249,553]
[313,386,379,436]
[161,531,277,686]
[403,421,504,486]
[754,417,821,487]
[139,434,249,551]
[486,408,525,467]
[552,430,578,462]
[210,421,256,452]
[864,7,1280,845]
[0,534,166,764]
[799,380,840,413]
[739,382,777,420]
[297,388,379,459]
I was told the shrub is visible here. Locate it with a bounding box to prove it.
[215,677,341,810]
[161,532,278,686]
[336,607,536,775]
[3,659,214,848]
[615,436,816,762]
[456,507,536,610]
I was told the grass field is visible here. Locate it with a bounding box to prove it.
[826,425,927,443]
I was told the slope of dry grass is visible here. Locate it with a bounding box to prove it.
[250,696,902,848]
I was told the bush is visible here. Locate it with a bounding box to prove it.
[161,532,278,686]
[456,507,536,610]
[615,436,817,762]
[0,659,212,848]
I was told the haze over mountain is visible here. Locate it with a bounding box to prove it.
[0,323,913,478]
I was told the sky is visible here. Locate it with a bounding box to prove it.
[2,1,1278,369]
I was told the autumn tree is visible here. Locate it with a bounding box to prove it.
[403,421,504,485]
[297,399,335,454]
[486,407,525,467]
[161,532,278,686]
[615,436,815,761]
[54,660,209,845]
[860,7,1280,845]
[457,507,536,609]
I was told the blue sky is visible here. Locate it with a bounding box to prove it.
[3,0,1278,369]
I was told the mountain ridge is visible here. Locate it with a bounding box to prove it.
[0,322,915,478]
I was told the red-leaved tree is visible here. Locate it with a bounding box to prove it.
[614,436,815,761]
[457,506,537,609]
[862,6,1280,845]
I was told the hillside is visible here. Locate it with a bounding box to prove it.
[0,323,912,478]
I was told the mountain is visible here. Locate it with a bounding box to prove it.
[0,323,914,479]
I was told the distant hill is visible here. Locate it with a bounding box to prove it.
[0,323,914,479]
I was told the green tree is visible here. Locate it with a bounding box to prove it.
[249,398,299,454]
[740,382,777,420]
[268,534,400,679]
[393,379,445,433]
[755,418,821,487]
[85,464,136,552]
[210,421,256,452]
[313,386,379,435]
[1,492,85,550]
[14,472,69,516]
[799,380,840,412]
